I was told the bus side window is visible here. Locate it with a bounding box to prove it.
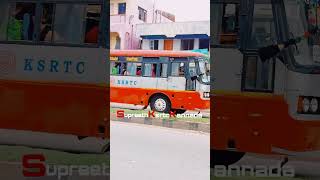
[136,63,142,76]
[125,62,141,76]
[0,2,10,41]
[171,62,185,77]
[40,3,54,42]
[85,5,101,44]
[160,63,168,78]
[6,2,36,41]
[211,3,239,46]
[111,61,121,75]
[121,62,128,75]
[52,4,101,45]
[143,63,157,77]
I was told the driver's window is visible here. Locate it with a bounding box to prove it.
[243,56,274,92]
[248,3,277,48]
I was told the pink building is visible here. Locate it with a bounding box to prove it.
[110,0,174,50]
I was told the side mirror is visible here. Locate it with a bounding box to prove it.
[258,44,280,62]
[191,76,197,81]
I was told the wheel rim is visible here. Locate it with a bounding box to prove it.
[154,98,166,112]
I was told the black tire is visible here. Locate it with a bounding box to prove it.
[172,109,186,114]
[211,149,245,167]
[150,94,171,113]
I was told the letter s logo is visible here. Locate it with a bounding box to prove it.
[116,110,124,118]
[22,154,46,177]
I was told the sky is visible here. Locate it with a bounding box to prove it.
[154,0,210,22]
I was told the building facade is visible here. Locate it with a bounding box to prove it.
[110,0,174,49]
[136,21,210,52]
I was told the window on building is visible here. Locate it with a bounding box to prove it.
[171,62,185,76]
[110,3,114,15]
[181,39,194,50]
[138,7,147,22]
[118,3,126,15]
[7,2,36,41]
[143,63,157,77]
[150,40,159,50]
[199,39,210,50]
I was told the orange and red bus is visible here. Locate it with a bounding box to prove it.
[110,50,210,113]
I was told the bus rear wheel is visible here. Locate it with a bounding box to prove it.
[211,149,245,167]
[150,95,171,113]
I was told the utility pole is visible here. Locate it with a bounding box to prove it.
[152,0,156,23]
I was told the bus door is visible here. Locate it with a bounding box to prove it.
[167,58,187,91]
[241,1,277,93]
[186,58,197,91]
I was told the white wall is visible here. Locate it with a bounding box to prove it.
[173,39,181,51]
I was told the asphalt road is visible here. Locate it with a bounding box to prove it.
[110,121,210,180]
[234,153,320,178]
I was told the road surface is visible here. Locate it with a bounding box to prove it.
[110,121,210,180]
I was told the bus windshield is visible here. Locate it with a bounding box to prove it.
[198,58,210,84]
[285,0,320,67]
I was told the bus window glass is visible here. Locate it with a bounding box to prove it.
[211,3,239,46]
[136,63,142,76]
[0,2,10,40]
[85,5,101,44]
[189,62,197,77]
[244,56,274,91]
[160,63,168,77]
[111,61,121,75]
[121,62,128,75]
[126,62,140,76]
[248,3,276,48]
[53,4,86,44]
[40,4,54,42]
[143,63,157,77]
[171,62,185,77]
[7,2,36,41]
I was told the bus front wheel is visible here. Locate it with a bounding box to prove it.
[211,149,245,167]
[150,95,171,113]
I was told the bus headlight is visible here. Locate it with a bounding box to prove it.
[302,98,310,113]
[203,92,210,98]
[298,96,320,114]
[311,98,318,113]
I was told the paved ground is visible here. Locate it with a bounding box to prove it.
[110,121,210,180]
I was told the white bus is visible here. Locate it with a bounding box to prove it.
[212,0,320,165]
[0,0,108,153]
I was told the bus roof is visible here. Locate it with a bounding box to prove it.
[110,50,204,58]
